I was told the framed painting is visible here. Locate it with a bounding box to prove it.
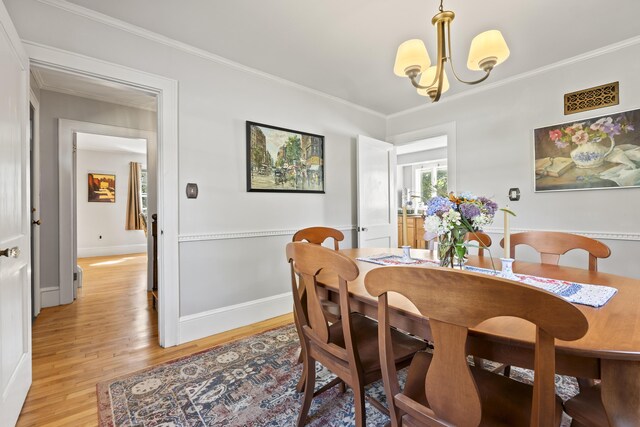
[534,108,640,192]
[246,121,325,193]
[88,173,116,202]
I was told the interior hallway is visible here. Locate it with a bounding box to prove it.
[19,254,291,426]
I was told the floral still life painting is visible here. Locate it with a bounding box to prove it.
[534,108,640,191]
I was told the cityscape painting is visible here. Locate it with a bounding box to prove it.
[88,173,116,202]
[246,121,325,193]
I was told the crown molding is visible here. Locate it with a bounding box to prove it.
[388,34,640,120]
[179,225,356,243]
[482,227,640,242]
[36,0,386,119]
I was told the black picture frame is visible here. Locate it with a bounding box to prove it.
[246,121,325,193]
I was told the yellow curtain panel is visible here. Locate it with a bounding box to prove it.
[126,162,144,230]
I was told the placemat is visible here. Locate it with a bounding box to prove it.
[356,254,439,266]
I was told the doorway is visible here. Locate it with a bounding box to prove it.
[75,133,150,300]
[393,131,453,250]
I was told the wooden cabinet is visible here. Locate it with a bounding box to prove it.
[398,215,426,249]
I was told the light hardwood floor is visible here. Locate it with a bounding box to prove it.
[18,253,293,426]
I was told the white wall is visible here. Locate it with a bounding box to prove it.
[388,41,640,279]
[76,149,147,257]
[5,0,386,341]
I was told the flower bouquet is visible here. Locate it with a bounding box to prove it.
[423,192,498,268]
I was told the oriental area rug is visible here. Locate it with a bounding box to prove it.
[97,324,578,426]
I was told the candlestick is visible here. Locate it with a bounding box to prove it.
[504,205,510,259]
[402,204,408,246]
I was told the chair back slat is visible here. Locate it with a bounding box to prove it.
[499,231,611,271]
[293,226,344,250]
[365,266,589,427]
[427,319,481,427]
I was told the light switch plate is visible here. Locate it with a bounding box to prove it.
[508,188,520,201]
[186,183,198,199]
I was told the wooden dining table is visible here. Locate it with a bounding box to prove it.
[316,247,640,427]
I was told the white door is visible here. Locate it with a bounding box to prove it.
[356,135,397,248]
[0,3,32,426]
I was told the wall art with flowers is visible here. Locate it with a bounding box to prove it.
[533,108,640,192]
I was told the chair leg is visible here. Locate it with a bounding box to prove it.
[297,358,316,427]
[353,383,366,427]
[296,358,306,393]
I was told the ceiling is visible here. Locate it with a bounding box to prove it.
[63,0,640,115]
[76,133,147,154]
[32,66,157,111]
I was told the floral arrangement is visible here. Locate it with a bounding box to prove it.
[423,192,498,268]
[548,116,634,149]
[424,192,498,236]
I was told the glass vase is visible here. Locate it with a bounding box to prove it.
[438,226,468,268]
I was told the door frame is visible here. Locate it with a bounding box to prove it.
[26,42,180,347]
[30,88,41,317]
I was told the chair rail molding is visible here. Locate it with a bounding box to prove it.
[483,227,640,242]
[179,225,357,243]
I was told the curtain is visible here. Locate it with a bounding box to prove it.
[126,162,144,230]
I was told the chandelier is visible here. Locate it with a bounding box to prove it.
[394,0,510,102]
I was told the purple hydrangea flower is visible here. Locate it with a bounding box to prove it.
[459,203,481,220]
[477,197,498,216]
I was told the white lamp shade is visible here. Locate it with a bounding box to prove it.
[394,39,431,77]
[416,66,449,96]
[466,30,510,71]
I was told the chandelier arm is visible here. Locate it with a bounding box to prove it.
[408,73,439,90]
[445,21,493,85]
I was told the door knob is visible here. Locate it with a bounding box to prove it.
[0,247,20,258]
[32,219,41,226]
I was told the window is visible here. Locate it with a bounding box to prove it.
[141,168,148,214]
[415,161,447,201]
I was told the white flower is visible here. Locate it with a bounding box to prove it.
[472,213,493,229]
[424,215,443,234]
[442,209,461,230]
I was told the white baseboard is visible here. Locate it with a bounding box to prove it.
[178,292,293,344]
[40,286,60,308]
[77,244,147,258]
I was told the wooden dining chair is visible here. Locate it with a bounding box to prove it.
[287,242,426,427]
[291,227,346,393]
[365,266,589,427]
[465,231,492,256]
[499,231,611,271]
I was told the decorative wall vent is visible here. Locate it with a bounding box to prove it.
[564,82,619,115]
